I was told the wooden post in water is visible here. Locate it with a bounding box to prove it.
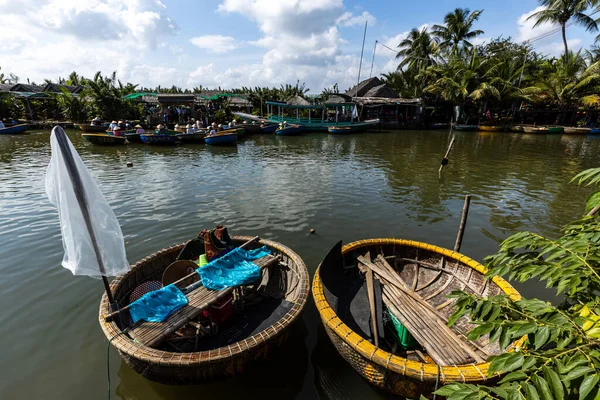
[454,195,472,252]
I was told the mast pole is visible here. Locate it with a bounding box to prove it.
[369,40,378,78]
[356,21,368,99]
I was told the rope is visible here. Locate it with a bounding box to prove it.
[107,329,128,400]
[432,364,441,400]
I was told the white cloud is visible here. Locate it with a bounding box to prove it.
[190,35,239,53]
[336,11,376,27]
[517,6,556,42]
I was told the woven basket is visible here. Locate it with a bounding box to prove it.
[99,236,309,384]
[312,238,525,399]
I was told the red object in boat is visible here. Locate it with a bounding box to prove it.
[209,293,233,324]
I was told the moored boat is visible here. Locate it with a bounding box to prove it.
[260,123,279,134]
[427,122,449,129]
[205,130,238,145]
[99,234,309,384]
[522,126,548,133]
[140,132,179,145]
[328,126,352,134]
[510,125,524,132]
[478,125,503,132]
[78,124,106,133]
[82,133,127,145]
[454,124,478,131]
[176,131,207,143]
[588,128,600,135]
[125,132,143,143]
[313,238,524,398]
[238,123,261,134]
[546,126,564,133]
[275,124,303,136]
[564,127,591,135]
[0,123,28,135]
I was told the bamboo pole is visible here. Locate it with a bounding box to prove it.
[438,133,455,178]
[454,195,472,252]
[365,266,380,347]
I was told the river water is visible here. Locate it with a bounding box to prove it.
[0,129,598,399]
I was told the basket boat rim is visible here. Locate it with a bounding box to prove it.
[99,235,310,367]
[312,237,526,383]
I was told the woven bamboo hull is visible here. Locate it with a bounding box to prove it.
[99,236,309,385]
[78,124,106,133]
[313,238,524,399]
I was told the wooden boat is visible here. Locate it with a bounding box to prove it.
[125,132,143,143]
[82,133,127,145]
[478,125,502,132]
[564,127,591,135]
[106,129,135,134]
[454,124,478,131]
[260,124,279,134]
[99,235,309,384]
[546,126,564,134]
[78,124,106,133]
[275,124,303,136]
[328,126,352,134]
[522,126,548,133]
[510,125,524,132]
[205,130,238,145]
[0,123,28,135]
[140,132,179,145]
[588,128,600,135]
[313,238,523,398]
[176,131,207,143]
[238,123,261,134]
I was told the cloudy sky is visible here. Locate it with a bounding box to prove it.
[1,0,598,92]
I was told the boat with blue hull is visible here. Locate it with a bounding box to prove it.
[328,126,352,134]
[260,124,279,134]
[0,124,28,135]
[82,134,127,145]
[589,128,600,135]
[140,132,179,145]
[276,124,303,136]
[205,131,238,145]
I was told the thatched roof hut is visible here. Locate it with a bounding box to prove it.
[286,95,311,106]
[42,83,83,94]
[364,84,399,99]
[346,77,384,98]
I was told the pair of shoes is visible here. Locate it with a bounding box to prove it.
[200,225,234,261]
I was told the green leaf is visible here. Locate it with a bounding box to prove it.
[580,375,599,400]
[532,374,553,400]
[468,323,495,340]
[499,371,528,384]
[522,356,537,370]
[534,326,550,350]
[512,322,537,337]
[525,382,540,400]
[564,366,594,382]
[543,365,564,400]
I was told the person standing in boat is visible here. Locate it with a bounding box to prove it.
[108,120,117,130]
[117,120,126,130]
[135,124,145,134]
[113,126,124,136]
[91,116,102,126]
[186,124,195,134]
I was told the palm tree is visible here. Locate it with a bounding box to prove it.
[432,8,484,55]
[527,0,597,59]
[523,51,600,122]
[396,27,438,72]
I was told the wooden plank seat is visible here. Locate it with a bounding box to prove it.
[129,254,280,348]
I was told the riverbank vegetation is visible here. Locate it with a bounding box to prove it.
[2,1,600,126]
[435,168,600,399]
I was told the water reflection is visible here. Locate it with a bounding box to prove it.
[0,129,598,399]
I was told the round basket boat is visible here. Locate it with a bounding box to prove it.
[99,235,309,384]
[312,238,524,399]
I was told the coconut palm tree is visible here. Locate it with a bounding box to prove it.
[431,8,484,55]
[527,0,597,59]
[523,51,600,122]
[396,27,438,72]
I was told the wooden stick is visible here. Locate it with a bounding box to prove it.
[364,259,380,347]
[104,235,260,322]
[454,194,472,252]
[587,205,600,216]
[438,134,455,178]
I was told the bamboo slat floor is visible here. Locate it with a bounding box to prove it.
[129,254,279,348]
[357,254,482,366]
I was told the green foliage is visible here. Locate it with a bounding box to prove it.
[438,168,600,399]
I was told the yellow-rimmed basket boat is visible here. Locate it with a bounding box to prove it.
[312,238,524,399]
[99,235,309,384]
